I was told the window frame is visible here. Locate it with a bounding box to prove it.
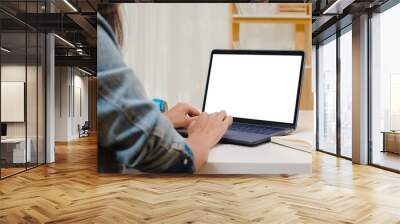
[367,1,400,173]
[0,0,48,180]
[315,24,353,161]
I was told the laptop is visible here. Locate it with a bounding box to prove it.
[177,49,305,146]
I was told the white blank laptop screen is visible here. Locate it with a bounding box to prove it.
[204,53,303,124]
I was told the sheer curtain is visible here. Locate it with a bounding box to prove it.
[121,3,295,109]
[122,4,230,109]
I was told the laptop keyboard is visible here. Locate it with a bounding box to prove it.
[229,123,283,135]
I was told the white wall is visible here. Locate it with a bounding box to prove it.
[54,67,89,141]
[1,65,26,139]
[1,64,46,163]
[121,3,296,109]
[72,73,89,137]
[55,67,68,141]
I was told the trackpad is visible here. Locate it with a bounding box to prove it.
[221,130,271,146]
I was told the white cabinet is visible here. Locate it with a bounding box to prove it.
[1,138,32,163]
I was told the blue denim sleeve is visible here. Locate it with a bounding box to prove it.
[97,14,195,173]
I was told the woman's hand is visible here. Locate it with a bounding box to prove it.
[164,102,200,128]
[186,111,233,172]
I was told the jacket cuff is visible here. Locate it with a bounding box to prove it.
[162,143,195,173]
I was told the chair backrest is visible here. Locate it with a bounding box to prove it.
[82,121,90,129]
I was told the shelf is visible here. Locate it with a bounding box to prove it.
[230,3,314,110]
[232,14,310,24]
[233,14,310,20]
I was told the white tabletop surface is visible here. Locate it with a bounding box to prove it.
[125,111,314,175]
[200,139,312,174]
[199,111,314,175]
[1,138,27,143]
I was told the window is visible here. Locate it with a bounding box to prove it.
[370,3,400,171]
[339,28,352,158]
[316,25,353,159]
[0,1,47,179]
[317,37,337,154]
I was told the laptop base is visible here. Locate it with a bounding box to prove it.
[176,127,286,147]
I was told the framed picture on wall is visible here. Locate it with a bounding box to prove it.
[1,81,25,122]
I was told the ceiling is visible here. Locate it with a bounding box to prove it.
[4,0,393,71]
[0,0,99,73]
[312,0,390,43]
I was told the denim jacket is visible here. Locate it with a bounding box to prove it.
[97,14,195,173]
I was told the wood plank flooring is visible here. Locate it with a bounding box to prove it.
[373,151,400,171]
[1,135,400,223]
[1,167,26,178]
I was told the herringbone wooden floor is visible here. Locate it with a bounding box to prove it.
[1,135,400,224]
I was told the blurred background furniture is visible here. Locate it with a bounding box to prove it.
[0,138,32,166]
[230,3,313,111]
[78,121,90,138]
[382,131,400,154]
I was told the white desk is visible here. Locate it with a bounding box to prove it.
[200,133,312,175]
[125,111,314,175]
[199,111,314,174]
[1,138,32,163]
